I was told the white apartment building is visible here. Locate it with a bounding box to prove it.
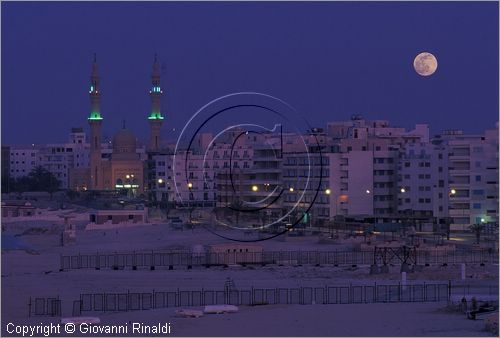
[8,145,39,178]
[444,126,499,230]
[397,141,450,221]
[7,128,150,190]
[8,128,90,189]
[327,116,430,219]
[149,131,255,208]
[330,151,374,218]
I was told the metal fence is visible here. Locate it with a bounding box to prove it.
[60,249,498,270]
[450,284,499,296]
[72,283,449,314]
[28,297,61,317]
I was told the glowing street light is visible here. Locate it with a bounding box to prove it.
[187,182,193,189]
[251,185,258,192]
[158,178,163,184]
[400,188,406,193]
[289,187,294,192]
[366,190,371,194]
[481,218,486,223]
[325,188,331,195]
[450,189,456,195]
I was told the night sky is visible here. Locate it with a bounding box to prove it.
[2,1,498,145]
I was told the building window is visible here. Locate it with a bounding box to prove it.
[473,203,481,209]
[475,175,481,182]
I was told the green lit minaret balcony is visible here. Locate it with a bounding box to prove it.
[88,112,103,120]
[89,85,100,94]
[148,113,164,120]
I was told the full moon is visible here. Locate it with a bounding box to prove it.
[413,52,438,76]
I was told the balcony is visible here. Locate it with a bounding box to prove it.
[253,156,282,162]
[448,182,469,189]
[449,196,470,203]
[251,167,282,173]
[373,163,395,170]
[449,209,470,217]
[449,168,470,176]
[373,187,392,195]
[448,154,470,161]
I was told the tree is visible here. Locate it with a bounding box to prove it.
[27,166,60,198]
[229,199,244,226]
[469,223,485,244]
[9,166,61,198]
[66,190,80,201]
[1,175,14,193]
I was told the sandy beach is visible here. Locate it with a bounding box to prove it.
[2,218,498,336]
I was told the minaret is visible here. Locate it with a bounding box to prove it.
[88,54,103,190]
[148,53,164,151]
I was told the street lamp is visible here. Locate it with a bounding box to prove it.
[187,182,193,224]
[450,189,456,195]
[156,178,164,206]
[289,187,294,192]
[400,187,416,228]
[325,188,331,195]
[251,185,258,192]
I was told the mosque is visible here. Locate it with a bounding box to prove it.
[73,55,164,196]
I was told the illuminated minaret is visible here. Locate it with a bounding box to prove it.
[148,54,164,151]
[88,54,103,190]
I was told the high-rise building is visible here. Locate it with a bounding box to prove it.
[443,126,499,230]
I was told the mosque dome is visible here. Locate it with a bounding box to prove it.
[113,128,137,154]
